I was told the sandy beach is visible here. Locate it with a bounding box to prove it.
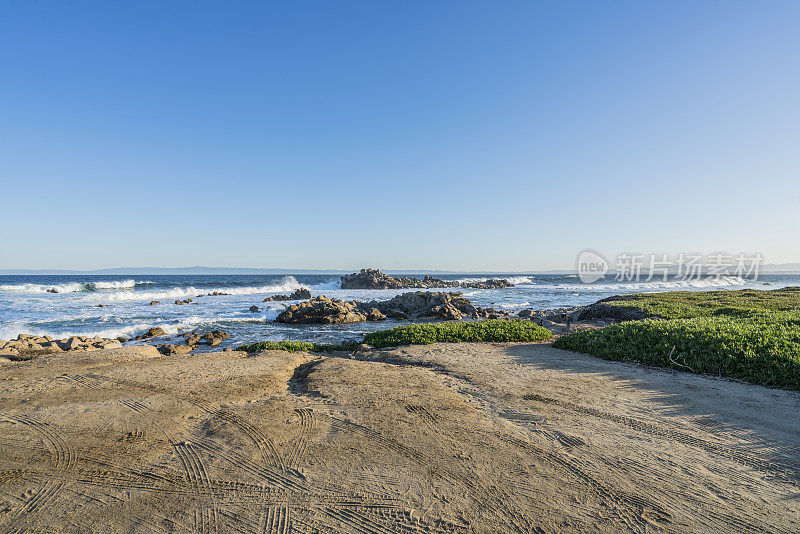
[1,341,798,532]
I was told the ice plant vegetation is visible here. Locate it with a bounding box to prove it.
[554,288,800,389]
[363,319,552,348]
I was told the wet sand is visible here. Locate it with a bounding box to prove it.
[0,342,798,532]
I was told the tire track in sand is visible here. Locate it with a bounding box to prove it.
[495,431,671,533]
[186,398,287,471]
[0,413,76,532]
[523,393,799,479]
[287,409,314,469]
[173,440,219,534]
[259,502,290,534]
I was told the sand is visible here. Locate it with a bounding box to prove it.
[0,342,798,533]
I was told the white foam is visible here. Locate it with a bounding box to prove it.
[89,280,137,290]
[90,276,313,302]
[557,275,748,292]
[454,276,535,285]
[0,282,84,293]
[0,279,139,293]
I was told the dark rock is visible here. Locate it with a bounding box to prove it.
[462,278,514,289]
[200,330,230,346]
[340,268,513,290]
[365,308,386,321]
[263,294,292,302]
[149,301,160,306]
[289,287,312,300]
[369,291,481,320]
[263,287,313,302]
[249,305,260,313]
[276,291,487,324]
[276,296,369,324]
[158,344,193,355]
[47,288,59,293]
[341,268,456,290]
[141,327,166,339]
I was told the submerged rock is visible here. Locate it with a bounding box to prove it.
[263,294,292,302]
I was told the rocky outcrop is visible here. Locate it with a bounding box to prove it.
[174,299,193,305]
[290,288,312,299]
[0,334,124,360]
[159,330,231,354]
[149,300,160,306]
[249,305,260,313]
[465,279,515,289]
[263,287,313,302]
[516,296,649,326]
[263,294,291,302]
[138,327,165,340]
[184,330,231,347]
[276,296,376,324]
[369,291,507,321]
[157,344,193,355]
[275,291,505,324]
[340,268,513,290]
[206,292,230,296]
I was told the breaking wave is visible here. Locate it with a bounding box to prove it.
[0,279,144,293]
[455,276,535,285]
[87,276,333,302]
[558,275,748,292]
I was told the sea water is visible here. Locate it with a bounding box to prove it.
[1,273,796,351]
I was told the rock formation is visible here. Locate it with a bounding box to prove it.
[340,268,514,290]
[275,291,507,324]
[276,296,380,324]
[263,287,313,302]
[0,334,124,359]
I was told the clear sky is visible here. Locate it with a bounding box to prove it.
[1,1,798,271]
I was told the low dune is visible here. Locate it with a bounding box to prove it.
[0,342,798,532]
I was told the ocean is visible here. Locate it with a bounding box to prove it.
[1,273,797,351]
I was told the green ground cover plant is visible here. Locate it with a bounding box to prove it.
[237,319,552,353]
[235,340,356,353]
[555,288,800,389]
[363,319,553,348]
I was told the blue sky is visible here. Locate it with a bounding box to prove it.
[1,1,798,271]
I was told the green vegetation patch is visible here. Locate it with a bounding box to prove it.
[598,287,800,320]
[555,288,800,389]
[363,319,553,349]
[235,340,356,353]
[237,319,553,354]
